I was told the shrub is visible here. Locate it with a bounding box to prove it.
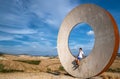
[107,68,120,73]
[0,53,4,56]
[0,64,4,72]
[47,68,51,73]
[14,60,41,65]
[1,69,23,73]
[59,65,65,71]
[0,64,23,73]
[49,56,56,59]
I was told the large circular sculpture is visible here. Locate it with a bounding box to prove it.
[57,4,119,78]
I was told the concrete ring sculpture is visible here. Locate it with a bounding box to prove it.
[57,4,119,78]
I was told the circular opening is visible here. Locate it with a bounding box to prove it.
[69,22,95,57]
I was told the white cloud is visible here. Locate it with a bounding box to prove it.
[45,19,57,26]
[0,26,37,34]
[0,0,79,55]
[87,30,94,35]
[70,42,94,51]
[0,36,14,41]
[0,0,79,34]
[29,0,78,27]
[0,34,24,41]
[14,35,23,38]
[11,29,37,34]
[69,38,95,56]
[40,37,46,41]
[0,40,56,55]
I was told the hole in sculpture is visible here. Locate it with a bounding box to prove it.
[69,23,95,58]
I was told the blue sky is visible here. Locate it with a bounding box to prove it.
[0,0,119,56]
[69,23,95,56]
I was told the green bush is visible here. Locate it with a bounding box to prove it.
[0,64,4,72]
[14,60,41,65]
[107,68,120,73]
[59,65,65,71]
[0,53,4,56]
[0,64,23,73]
[47,68,51,73]
[49,56,56,59]
[1,69,23,73]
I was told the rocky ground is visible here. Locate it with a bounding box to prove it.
[0,54,120,79]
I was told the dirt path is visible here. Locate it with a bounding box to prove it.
[0,72,78,79]
[0,72,102,79]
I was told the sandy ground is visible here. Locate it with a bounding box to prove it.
[0,72,77,79]
[0,54,120,79]
[0,72,103,79]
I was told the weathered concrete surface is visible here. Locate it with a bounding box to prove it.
[57,4,119,78]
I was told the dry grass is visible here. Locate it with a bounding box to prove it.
[100,72,120,79]
[13,60,41,65]
[0,54,120,79]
